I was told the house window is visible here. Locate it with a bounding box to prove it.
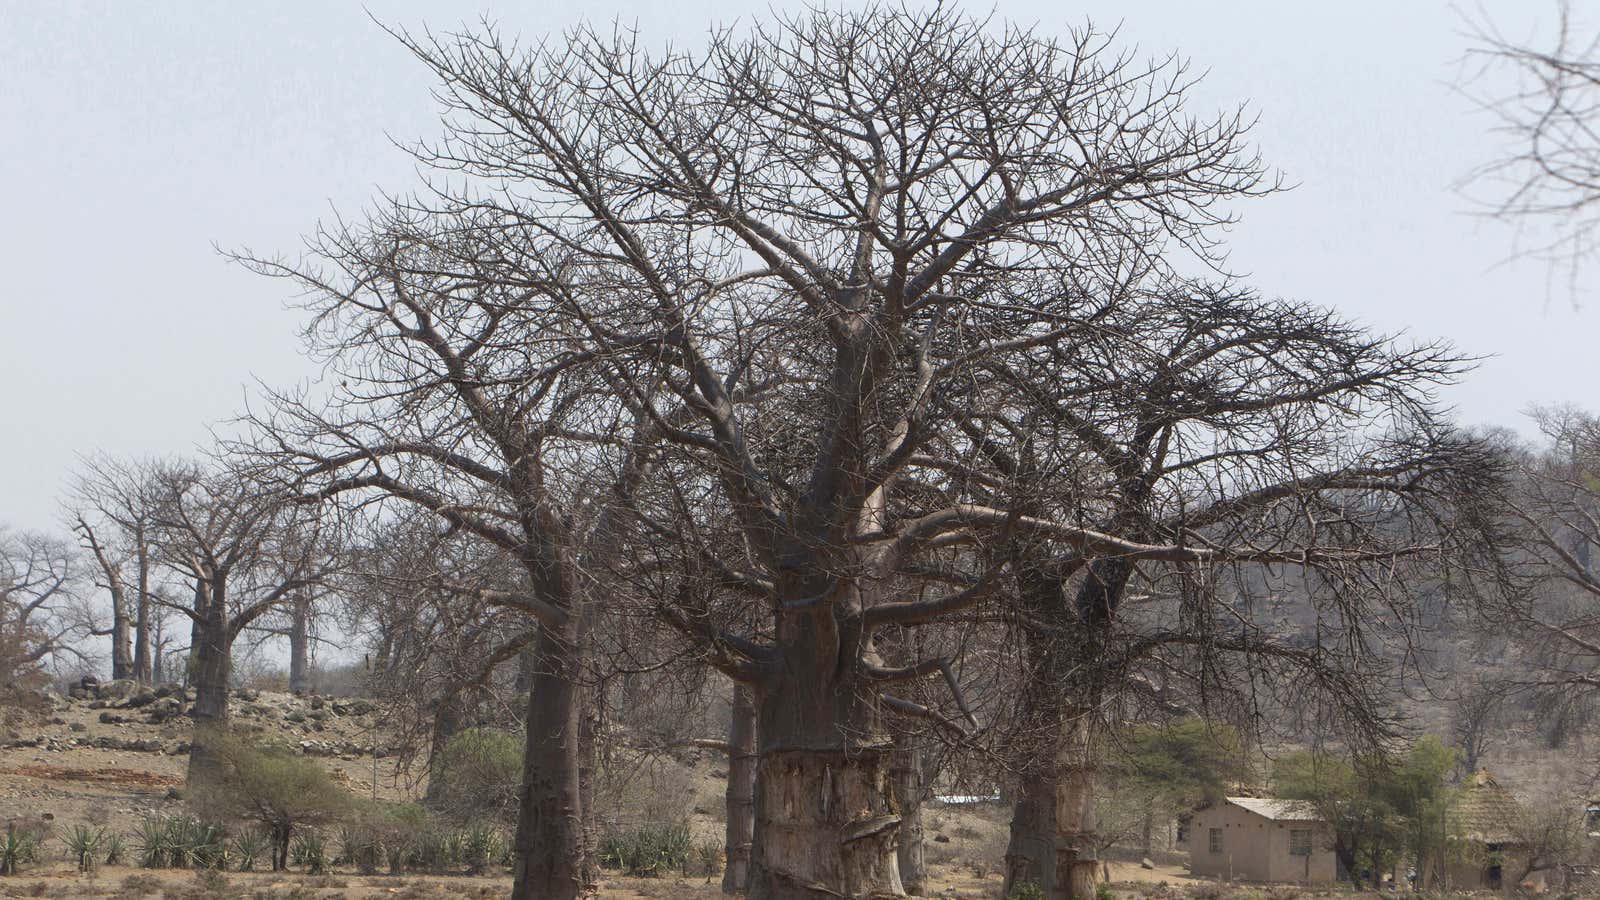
[1209,828,1223,854]
[1289,829,1313,857]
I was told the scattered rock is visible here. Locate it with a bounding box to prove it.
[123,689,158,709]
[145,697,184,724]
[933,834,950,844]
[331,699,375,716]
[1141,858,1155,870]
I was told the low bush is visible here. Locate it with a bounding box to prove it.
[190,729,350,871]
[133,814,226,869]
[229,828,267,872]
[0,824,43,876]
[289,828,327,874]
[428,727,522,825]
[598,821,694,877]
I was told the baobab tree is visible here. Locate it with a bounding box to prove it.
[940,276,1508,897]
[144,460,337,779]
[242,5,1527,896]
[68,455,170,683]
[0,527,92,674]
[340,6,1281,895]
[237,199,660,896]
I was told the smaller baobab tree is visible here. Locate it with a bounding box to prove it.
[934,275,1512,899]
[144,459,339,779]
[234,199,660,899]
[1,526,89,725]
[68,455,169,683]
[0,526,93,674]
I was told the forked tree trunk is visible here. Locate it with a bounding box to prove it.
[746,630,904,900]
[187,576,233,782]
[288,593,311,694]
[890,741,926,895]
[724,684,758,894]
[511,619,586,900]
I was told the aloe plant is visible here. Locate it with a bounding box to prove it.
[62,825,106,874]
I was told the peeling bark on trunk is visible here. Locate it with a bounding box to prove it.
[510,620,586,900]
[748,745,903,899]
[723,684,757,894]
[891,741,926,896]
[746,619,904,900]
[288,593,311,694]
[1004,559,1128,900]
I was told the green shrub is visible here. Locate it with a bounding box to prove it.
[1008,882,1044,900]
[335,824,382,875]
[598,822,693,877]
[459,824,506,875]
[132,814,226,870]
[429,727,522,825]
[191,730,351,871]
[1095,882,1115,900]
[691,839,722,880]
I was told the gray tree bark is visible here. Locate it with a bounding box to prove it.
[723,684,757,894]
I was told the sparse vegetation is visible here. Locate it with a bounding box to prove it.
[598,822,694,878]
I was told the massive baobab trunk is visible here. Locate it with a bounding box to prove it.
[1004,560,1128,900]
[747,594,904,900]
[724,684,758,894]
[1004,703,1104,900]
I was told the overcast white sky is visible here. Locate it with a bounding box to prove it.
[2,0,1597,537]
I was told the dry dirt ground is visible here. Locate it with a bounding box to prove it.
[0,684,1230,897]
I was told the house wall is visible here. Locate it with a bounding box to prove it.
[1445,844,1533,890]
[1188,804,1336,884]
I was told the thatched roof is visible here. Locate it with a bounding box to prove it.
[1453,768,1526,846]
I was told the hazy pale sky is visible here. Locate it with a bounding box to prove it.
[3,0,1597,536]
